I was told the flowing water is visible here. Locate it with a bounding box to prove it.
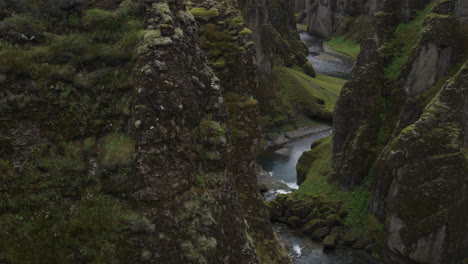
[256,32,378,263]
[300,33,354,79]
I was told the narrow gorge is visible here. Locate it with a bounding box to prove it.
[0,0,466,263]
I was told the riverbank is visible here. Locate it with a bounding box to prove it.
[266,123,332,148]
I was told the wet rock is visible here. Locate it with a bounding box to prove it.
[290,198,316,219]
[266,200,285,221]
[303,207,320,222]
[129,216,155,234]
[0,74,7,84]
[311,226,330,241]
[325,214,341,226]
[272,134,289,145]
[258,184,268,193]
[323,234,337,249]
[287,216,303,227]
[338,206,348,218]
[301,219,324,234]
[140,250,152,261]
[343,231,356,246]
[352,237,372,250]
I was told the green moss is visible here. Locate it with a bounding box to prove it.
[199,23,241,75]
[293,137,382,240]
[0,134,138,263]
[189,7,219,22]
[302,61,316,77]
[231,16,244,27]
[239,27,252,35]
[0,14,46,43]
[99,133,135,170]
[383,2,435,80]
[325,36,361,59]
[0,4,143,262]
[297,23,308,32]
[0,194,135,263]
[259,66,345,131]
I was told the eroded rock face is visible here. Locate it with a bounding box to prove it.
[305,0,372,39]
[306,0,335,38]
[331,0,468,262]
[129,0,287,263]
[331,38,384,188]
[370,64,468,264]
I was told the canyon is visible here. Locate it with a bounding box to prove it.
[0,0,466,263]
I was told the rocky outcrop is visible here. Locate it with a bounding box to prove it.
[370,63,468,264]
[188,0,290,262]
[239,0,318,132]
[0,0,290,263]
[267,194,348,243]
[331,39,384,188]
[129,1,263,262]
[329,0,468,262]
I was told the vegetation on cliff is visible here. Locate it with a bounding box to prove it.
[283,0,467,262]
[0,2,146,262]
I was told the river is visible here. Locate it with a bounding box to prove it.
[256,32,378,263]
[299,33,354,79]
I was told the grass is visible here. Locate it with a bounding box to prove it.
[0,3,143,262]
[99,133,135,170]
[297,23,308,32]
[284,67,345,111]
[260,66,346,132]
[325,36,361,59]
[383,2,434,80]
[290,69,346,96]
[294,136,379,237]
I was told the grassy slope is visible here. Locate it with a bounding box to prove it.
[289,68,346,96]
[261,66,345,132]
[293,136,383,240]
[0,2,143,262]
[325,36,360,59]
[280,66,345,113]
[383,2,434,80]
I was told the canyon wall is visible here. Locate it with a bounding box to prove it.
[331,0,468,262]
[0,0,291,263]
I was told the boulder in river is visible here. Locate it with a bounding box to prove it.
[301,218,324,234]
[311,226,330,241]
[323,234,337,249]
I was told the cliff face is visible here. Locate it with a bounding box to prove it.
[302,0,435,40]
[130,1,266,262]
[331,0,468,262]
[0,0,288,263]
[304,0,371,39]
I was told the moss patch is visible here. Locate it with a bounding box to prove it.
[189,7,219,22]
[325,36,361,59]
[293,136,382,240]
[382,2,434,80]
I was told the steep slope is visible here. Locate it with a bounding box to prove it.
[0,0,289,263]
[239,0,335,132]
[330,0,468,262]
[278,0,467,262]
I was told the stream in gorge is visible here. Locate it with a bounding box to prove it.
[257,32,378,263]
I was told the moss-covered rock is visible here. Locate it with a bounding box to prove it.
[189,7,219,22]
[311,226,330,241]
[323,234,337,249]
[301,219,324,234]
